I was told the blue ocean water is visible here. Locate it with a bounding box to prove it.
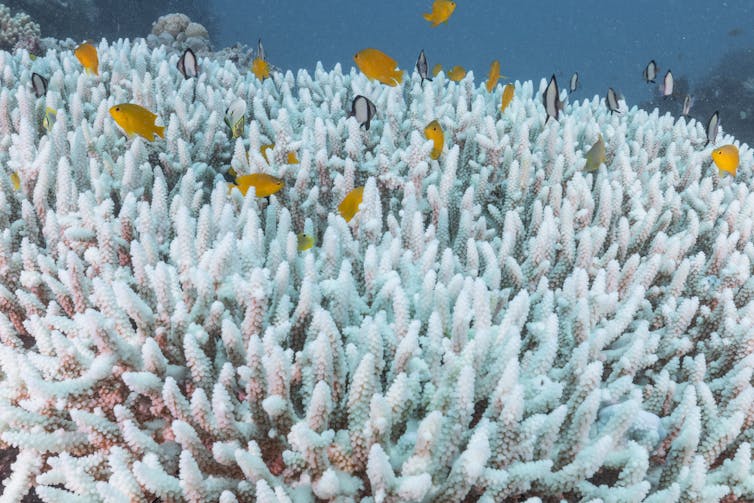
[211,0,753,110]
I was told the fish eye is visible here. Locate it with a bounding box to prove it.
[115,107,120,111]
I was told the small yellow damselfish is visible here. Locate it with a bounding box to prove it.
[251,57,270,80]
[447,65,466,82]
[74,42,99,75]
[501,83,514,113]
[423,0,456,27]
[229,173,284,197]
[109,103,164,141]
[424,120,444,160]
[338,186,364,222]
[297,233,315,251]
[711,144,739,177]
[354,48,403,86]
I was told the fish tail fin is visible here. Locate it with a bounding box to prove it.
[155,125,165,139]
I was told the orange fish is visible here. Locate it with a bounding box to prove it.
[711,144,739,177]
[354,48,403,86]
[251,57,270,80]
[500,83,514,113]
[10,172,20,191]
[109,104,164,141]
[423,0,456,27]
[447,65,466,82]
[260,144,299,164]
[485,60,500,92]
[74,42,99,75]
[424,120,444,160]
[338,186,365,222]
[229,173,284,197]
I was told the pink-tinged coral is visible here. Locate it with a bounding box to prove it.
[0,3,40,53]
[0,37,752,502]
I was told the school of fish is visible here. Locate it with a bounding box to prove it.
[14,0,743,259]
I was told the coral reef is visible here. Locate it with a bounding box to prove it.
[147,12,211,54]
[0,37,753,502]
[0,3,40,53]
[7,0,213,49]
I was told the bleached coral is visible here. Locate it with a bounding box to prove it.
[0,36,753,502]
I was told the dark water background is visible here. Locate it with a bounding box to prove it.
[8,0,754,143]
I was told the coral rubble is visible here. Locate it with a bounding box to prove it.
[0,38,752,502]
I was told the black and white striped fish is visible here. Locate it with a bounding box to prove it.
[543,74,564,123]
[643,60,658,83]
[569,72,579,93]
[416,49,432,87]
[348,95,377,130]
[705,111,719,146]
[31,72,47,97]
[258,38,266,61]
[662,70,673,98]
[177,48,198,79]
[682,95,693,117]
[606,87,621,114]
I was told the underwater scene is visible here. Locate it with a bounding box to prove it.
[1,0,754,501]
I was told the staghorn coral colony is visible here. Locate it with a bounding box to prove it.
[0,35,752,503]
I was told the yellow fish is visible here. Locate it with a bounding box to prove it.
[447,65,466,82]
[261,143,274,162]
[583,134,606,172]
[354,48,403,86]
[229,173,284,197]
[432,63,442,77]
[711,144,739,177]
[297,233,315,251]
[423,0,456,27]
[251,57,270,80]
[424,119,444,160]
[42,107,56,132]
[10,172,20,190]
[501,83,514,113]
[74,42,99,75]
[228,117,244,139]
[109,104,165,141]
[486,60,500,93]
[338,186,365,222]
[260,144,299,164]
